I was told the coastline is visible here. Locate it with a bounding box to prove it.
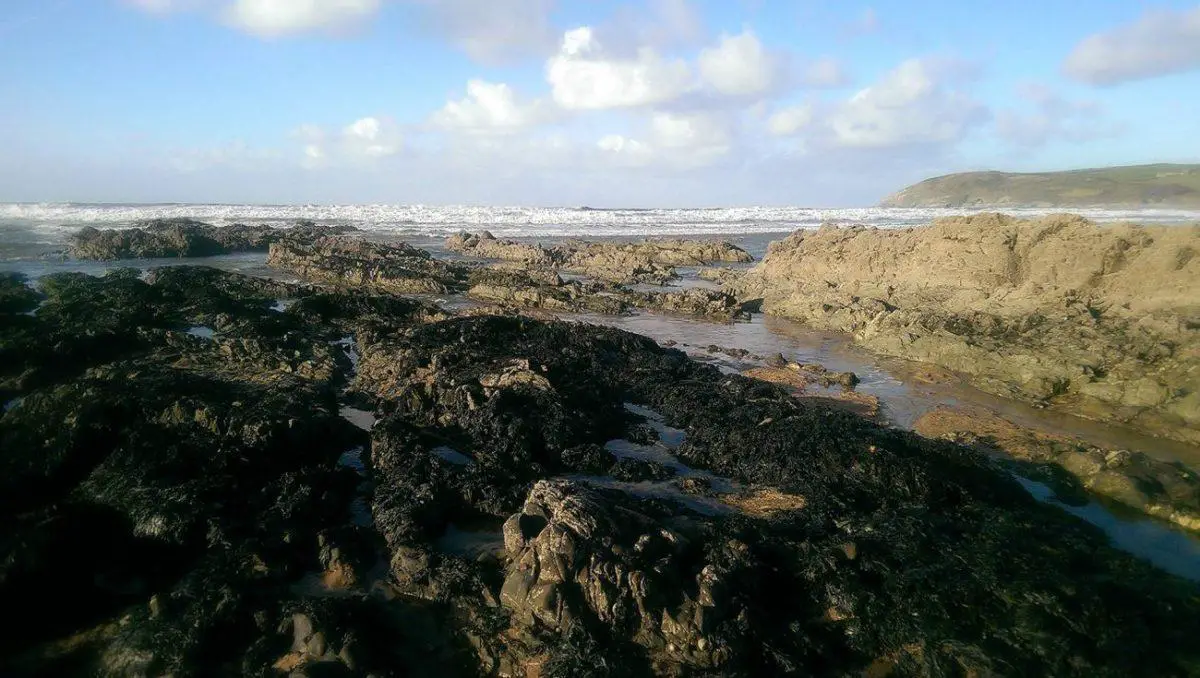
[3,213,1200,675]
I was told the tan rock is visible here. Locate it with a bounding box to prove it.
[914,405,1200,532]
[737,214,1200,444]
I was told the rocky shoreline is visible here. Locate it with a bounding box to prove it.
[734,213,1200,447]
[3,221,1200,676]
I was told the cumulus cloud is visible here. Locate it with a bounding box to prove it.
[223,0,381,37]
[595,111,731,170]
[766,105,813,136]
[828,58,987,148]
[697,30,779,96]
[596,134,655,167]
[1064,6,1200,85]
[995,82,1122,147]
[411,0,557,63]
[296,116,401,167]
[546,27,694,109]
[432,80,550,134]
[650,111,731,151]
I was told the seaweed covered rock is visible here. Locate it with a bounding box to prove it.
[0,272,41,314]
[5,268,1200,677]
[0,266,476,676]
[68,218,355,260]
[268,237,472,294]
[352,314,1200,676]
[466,268,628,315]
[629,288,749,321]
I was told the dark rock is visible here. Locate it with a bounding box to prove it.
[68,219,357,260]
[608,458,677,482]
[268,237,471,295]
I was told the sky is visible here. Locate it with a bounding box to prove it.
[0,0,1198,207]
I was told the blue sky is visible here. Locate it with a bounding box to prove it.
[1,0,1198,206]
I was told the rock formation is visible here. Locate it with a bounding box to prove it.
[736,213,1200,445]
[68,218,355,260]
[446,231,753,285]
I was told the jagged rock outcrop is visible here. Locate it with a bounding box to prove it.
[68,219,355,260]
[5,265,1200,677]
[447,231,753,285]
[735,213,1200,445]
[268,236,472,294]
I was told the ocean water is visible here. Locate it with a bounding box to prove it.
[2,202,1200,262]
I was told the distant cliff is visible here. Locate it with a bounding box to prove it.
[880,164,1200,208]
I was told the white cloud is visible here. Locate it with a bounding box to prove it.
[800,57,850,88]
[828,58,986,148]
[297,116,401,167]
[1064,6,1200,85]
[546,27,694,109]
[767,105,813,136]
[650,111,730,151]
[995,83,1121,147]
[343,116,401,157]
[432,80,550,134]
[698,29,776,96]
[222,0,380,38]
[596,134,654,167]
[411,0,556,63]
[594,111,731,170]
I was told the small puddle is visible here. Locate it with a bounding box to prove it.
[271,298,298,312]
[339,406,376,432]
[565,475,736,516]
[1014,475,1200,582]
[186,326,216,340]
[337,448,373,528]
[436,524,506,559]
[334,336,360,372]
[624,403,686,447]
[565,403,744,515]
[431,446,474,466]
[338,447,367,475]
[3,398,22,413]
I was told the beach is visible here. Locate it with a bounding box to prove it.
[3,206,1200,675]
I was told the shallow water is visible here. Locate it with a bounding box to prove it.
[186,326,215,340]
[1015,476,1200,581]
[339,407,375,432]
[437,523,505,559]
[431,446,474,466]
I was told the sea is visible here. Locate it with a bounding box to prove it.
[3,201,1200,577]
[2,202,1200,262]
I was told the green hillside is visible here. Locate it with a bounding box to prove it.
[880,164,1200,208]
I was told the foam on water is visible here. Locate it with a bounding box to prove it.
[2,202,1199,247]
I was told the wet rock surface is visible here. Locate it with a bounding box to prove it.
[447,231,752,285]
[268,236,472,294]
[274,237,749,321]
[916,406,1200,532]
[736,214,1200,445]
[2,261,1200,677]
[68,219,355,260]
